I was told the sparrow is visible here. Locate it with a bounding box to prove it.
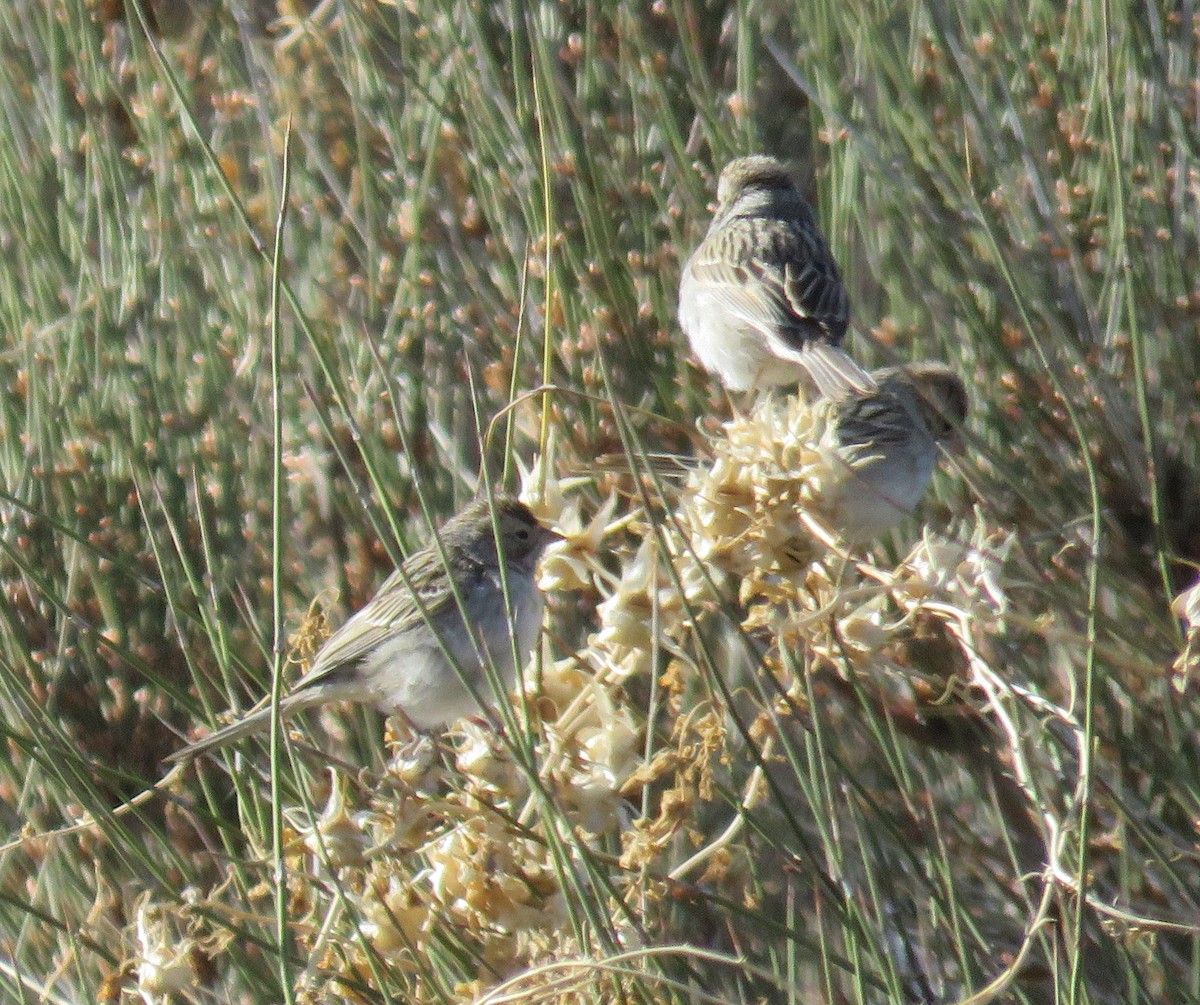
[167,495,561,761]
[679,154,872,397]
[826,362,969,541]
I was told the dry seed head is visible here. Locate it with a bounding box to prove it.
[357,871,429,961]
[291,769,370,870]
[134,897,197,1002]
[681,394,850,576]
[890,515,1012,621]
[426,818,565,935]
[454,718,526,797]
[596,537,685,654]
[552,692,641,833]
[1172,577,1200,691]
[536,490,620,593]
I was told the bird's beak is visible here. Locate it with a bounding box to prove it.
[542,525,566,545]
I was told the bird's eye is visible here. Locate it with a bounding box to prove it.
[515,528,530,541]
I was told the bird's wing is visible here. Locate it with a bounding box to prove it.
[296,547,467,687]
[688,218,851,349]
[835,390,915,464]
[764,219,850,348]
[688,224,869,396]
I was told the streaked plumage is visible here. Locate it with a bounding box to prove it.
[827,362,968,540]
[679,155,872,397]
[168,495,560,762]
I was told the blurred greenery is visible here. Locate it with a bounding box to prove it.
[0,0,1197,1002]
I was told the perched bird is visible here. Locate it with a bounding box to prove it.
[826,362,969,541]
[679,154,872,397]
[168,495,561,762]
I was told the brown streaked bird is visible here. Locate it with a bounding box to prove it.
[679,154,872,398]
[826,362,969,541]
[168,495,561,762]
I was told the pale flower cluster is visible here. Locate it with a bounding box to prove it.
[814,516,1013,697]
[133,897,199,1004]
[1171,577,1200,691]
[680,394,848,578]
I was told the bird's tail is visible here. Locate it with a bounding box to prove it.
[795,342,877,399]
[164,692,322,763]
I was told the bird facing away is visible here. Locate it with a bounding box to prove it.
[167,495,561,762]
[826,362,969,542]
[679,154,872,397]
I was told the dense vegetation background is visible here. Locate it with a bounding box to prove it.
[0,1,1198,1002]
